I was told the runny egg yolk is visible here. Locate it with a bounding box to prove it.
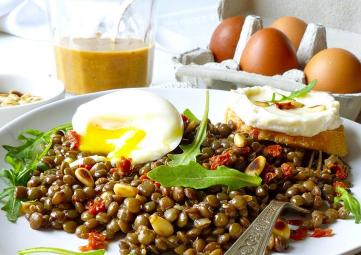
[79,122,146,159]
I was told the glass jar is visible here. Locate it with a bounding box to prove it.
[47,0,156,94]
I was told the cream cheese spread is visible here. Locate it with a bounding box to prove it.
[229,86,342,137]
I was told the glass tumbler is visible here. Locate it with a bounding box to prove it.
[47,0,156,94]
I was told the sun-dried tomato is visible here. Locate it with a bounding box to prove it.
[290,226,308,240]
[79,231,107,251]
[310,228,333,238]
[333,181,349,190]
[87,200,106,216]
[209,150,232,170]
[116,157,133,175]
[331,163,348,180]
[336,165,348,180]
[281,163,293,177]
[65,130,80,149]
[263,145,283,158]
[287,219,304,226]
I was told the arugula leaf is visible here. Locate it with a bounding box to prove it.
[334,187,361,224]
[183,108,199,122]
[269,79,317,103]
[18,247,105,255]
[168,91,209,166]
[1,187,21,222]
[288,79,317,99]
[0,123,72,222]
[148,161,262,190]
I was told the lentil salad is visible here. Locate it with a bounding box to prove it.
[9,119,358,254]
[0,90,360,255]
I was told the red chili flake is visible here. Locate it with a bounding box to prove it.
[141,174,160,189]
[249,128,260,140]
[310,228,333,238]
[281,163,293,177]
[181,114,188,122]
[154,181,161,189]
[65,130,80,149]
[287,219,304,226]
[263,145,283,158]
[79,231,107,252]
[261,164,277,184]
[109,168,119,174]
[209,150,232,170]
[140,174,150,182]
[264,172,277,184]
[274,219,287,230]
[290,226,308,240]
[275,101,298,110]
[116,157,133,175]
[333,181,349,190]
[87,200,106,216]
[79,164,92,170]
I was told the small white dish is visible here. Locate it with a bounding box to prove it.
[0,74,65,127]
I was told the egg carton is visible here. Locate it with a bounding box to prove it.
[173,0,361,120]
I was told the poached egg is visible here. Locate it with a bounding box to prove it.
[72,90,183,164]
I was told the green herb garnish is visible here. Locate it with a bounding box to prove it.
[269,79,317,103]
[334,187,361,224]
[183,108,199,122]
[0,123,72,222]
[148,91,261,190]
[168,92,209,166]
[148,161,261,190]
[18,247,105,255]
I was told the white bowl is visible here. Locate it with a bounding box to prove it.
[0,74,64,127]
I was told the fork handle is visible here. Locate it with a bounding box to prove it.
[224,200,288,255]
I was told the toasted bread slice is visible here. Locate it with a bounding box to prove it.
[225,107,348,156]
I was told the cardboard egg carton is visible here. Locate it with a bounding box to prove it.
[173,0,361,120]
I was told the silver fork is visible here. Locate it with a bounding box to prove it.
[225,200,310,255]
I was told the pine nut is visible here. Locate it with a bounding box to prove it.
[113,183,138,197]
[245,156,266,176]
[75,168,94,187]
[149,214,174,237]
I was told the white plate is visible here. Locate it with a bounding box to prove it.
[0,88,361,255]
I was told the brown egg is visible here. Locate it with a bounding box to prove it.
[209,16,245,62]
[239,28,299,76]
[304,48,361,93]
[270,16,307,50]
